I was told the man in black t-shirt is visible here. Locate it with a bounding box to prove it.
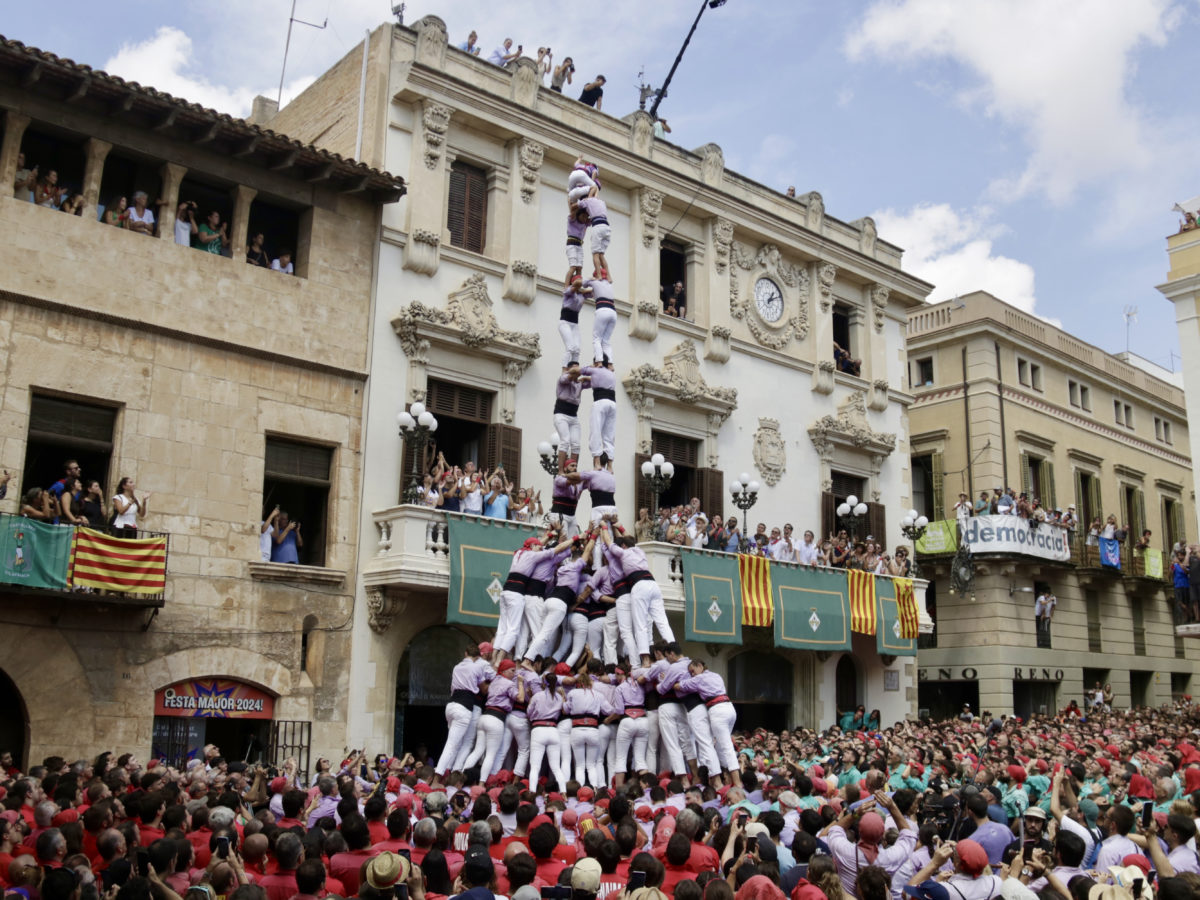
[580,76,606,110]
[661,282,686,318]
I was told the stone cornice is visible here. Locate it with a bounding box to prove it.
[392,67,933,303]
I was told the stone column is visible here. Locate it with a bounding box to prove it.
[403,101,453,276]
[501,138,543,304]
[628,187,664,341]
[866,284,890,411]
[704,216,733,363]
[810,262,837,394]
[157,162,188,241]
[0,111,31,197]
[228,184,257,262]
[80,138,112,221]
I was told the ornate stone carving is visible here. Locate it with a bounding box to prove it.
[704,325,732,364]
[510,57,540,108]
[502,260,539,305]
[711,218,734,274]
[392,273,541,356]
[807,392,896,459]
[630,300,659,342]
[812,359,835,395]
[630,110,654,156]
[869,378,890,412]
[623,341,737,413]
[853,216,877,256]
[414,16,449,70]
[752,418,787,487]
[802,191,824,233]
[869,284,889,333]
[639,189,664,249]
[517,140,544,204]
[404,228,441,276]
[728,242,810,347]
[697,143,724,186]
[366,587,404,634]
[817,263,837,313]
[421,102,452,170]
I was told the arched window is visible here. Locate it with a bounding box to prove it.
[836,654,860,713]
[0,669,29,770]
[394,625,477,756]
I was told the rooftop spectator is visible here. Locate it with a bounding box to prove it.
[103,195,127,228]
[459,31,482,56]
[13,153,35,200]
[580,76,606,111]
[246,233,269,267]
[174,200,199,246]
[111,476,150,536]
[551,57,575,94]
[654,118,672,139]
[489,39,521,67]
[125,191,155,235]
[270,249,294,275]
[60,193,84,216]
[535,48,554,85]
[194,210,229,255]
[34,169,65,209]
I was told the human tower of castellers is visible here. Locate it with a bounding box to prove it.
[434,158,739,794]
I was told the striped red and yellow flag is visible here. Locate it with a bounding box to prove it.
[847,568,877,635]
[70,528,167,594]
[738,553,773,627]
[894,577,919,639]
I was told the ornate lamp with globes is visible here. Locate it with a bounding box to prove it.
[640,454,674,519]
[397,403,438,504]
[728,473,760,552]
[900,508,929,577]
[836,495,869,541]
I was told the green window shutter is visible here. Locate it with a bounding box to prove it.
[1021,454,1032,496]
[932,452,945,519]
[1074,468,1084,516]
[1134,488,1146,539]
[1088,477,1102,526]
[1042,460,1056,509]
[1173,499,1187,547]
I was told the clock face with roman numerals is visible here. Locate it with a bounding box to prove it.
[754,277,784,323]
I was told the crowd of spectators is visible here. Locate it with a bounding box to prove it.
[952,488,1078,534]
[5,701,1200,900]
[412,454,545,524]
[458,31,608,112]
[13,459,150,537]
[633,500,913,577]
[13,153,293,273]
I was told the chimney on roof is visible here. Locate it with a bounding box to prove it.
[247,95,279,126]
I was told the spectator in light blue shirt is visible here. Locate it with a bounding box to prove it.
[459,32,481,56]
[483,476,511,519]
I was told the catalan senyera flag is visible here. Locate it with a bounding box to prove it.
[847,568,877,635]
[894,577,919,639]
[70,528,167,594]
[738,553,773,627]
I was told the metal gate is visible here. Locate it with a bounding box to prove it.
[268,720,311,782]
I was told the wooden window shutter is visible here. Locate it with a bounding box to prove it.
[696,467,723,523]
[448,161,487,253]
[1173,499,1186,547]
[634,453,653,515]
[1041,460,1056,509]
[1074,468,1084,518]
[1133,487,1146,538]
[1088,477,1102,528]
[484,423,521,485]
[821,491,837,541]
[868,502,887,546]
[1020,453,1032,496]
[931,452,945,519]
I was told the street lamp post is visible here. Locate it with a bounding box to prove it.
[900,508,930,577]
[537,435,562,476]
[640,453,675,520]
[647,0,729,121]
[397,402,438,505]
[728,471,760,551]
[836,495,869,541]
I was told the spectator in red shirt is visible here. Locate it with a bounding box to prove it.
[363,796,390,846]
[0,811,21,888]
[498,850,538,896]
[186,806,213,868]
[529,823,566,885]
[373,809,411,854]
[660,835,697,896]
[257,832,302,900]
[137,793,167,847]
[35,828,67,869]
[410,818,438,868]
[329,815,379,894]
[657,810,717,875]
[276,791,307,832]
[420,847,456,900]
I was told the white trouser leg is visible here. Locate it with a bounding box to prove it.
[589,399,616,459]
[556,720,573,789]
[527,597,568,661]
[495,720,515,775]
[453,706,482,771]
[687,703,720,774]
[602,608,620,665]
[495,590,525,653]
[514,618,531,660]
[598,722,614,787]
[522,593,546,655]
[645,709,660,774]
[506,714,531,776]
[563,612,589,666]
[549,512,579,539]
[529,726,562,789]
[645,582,674,643]
[552,616,573,661]
[558,321,581,367]
[472,714,505,775]
[615,595,638,665]
[708,702,739,772]
[616,716,649,774]
[571,726,603,786]
[436,702,474,774]
[554,413,581,457]
[586,615,606,659]
[592,308,616,364]
[630,582,658,657]
[657,703,688,775]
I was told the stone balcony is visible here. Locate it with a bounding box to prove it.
[362,505,931,634]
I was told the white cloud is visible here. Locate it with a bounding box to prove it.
[845,0,1182,204]
[873,203,1039,314]
[104,26,315,118]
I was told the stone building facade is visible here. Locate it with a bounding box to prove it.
[269,18,934,757]
[907,291,1197,718]
[0,38,403,769]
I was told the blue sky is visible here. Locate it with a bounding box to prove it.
[9,0,1199,370]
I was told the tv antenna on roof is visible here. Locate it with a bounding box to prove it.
[636,67,660,111]
[277,0,328,106]
[1123,305,1138,354]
